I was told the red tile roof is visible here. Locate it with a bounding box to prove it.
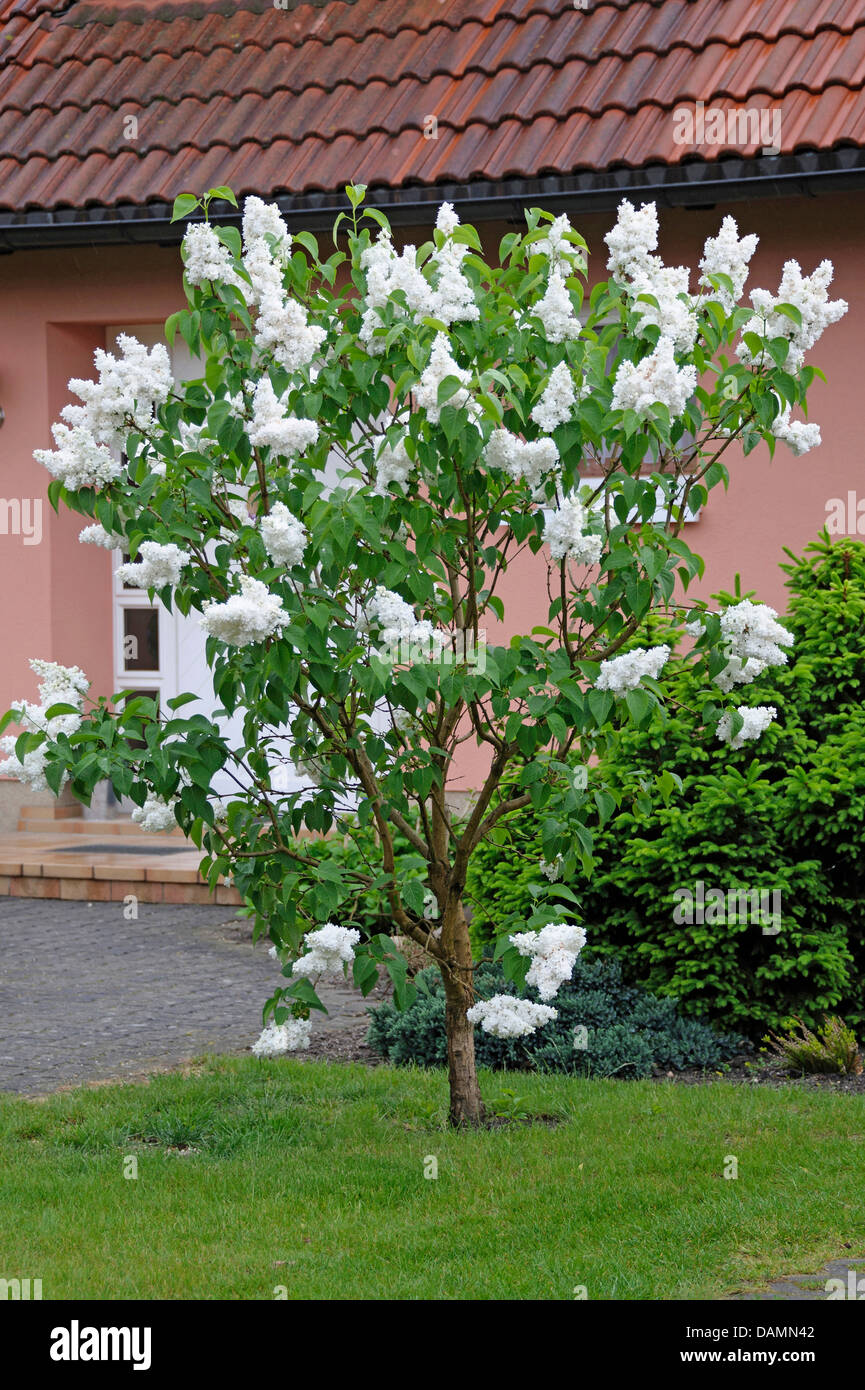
[1,0,864,214]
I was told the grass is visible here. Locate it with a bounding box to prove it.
[1,1056,863,1300]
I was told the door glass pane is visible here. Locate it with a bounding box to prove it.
[123,608,159,671]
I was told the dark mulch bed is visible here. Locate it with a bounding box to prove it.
[300,1024,865,1091]
[659,1057,865,1093]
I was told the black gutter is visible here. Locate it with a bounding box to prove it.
[0,148,863,253]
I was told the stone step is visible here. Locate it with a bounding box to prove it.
[17,802,84,826]
[0,825,241,906]
[16,812,187,838]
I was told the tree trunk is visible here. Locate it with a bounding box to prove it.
[443,974,484,1126]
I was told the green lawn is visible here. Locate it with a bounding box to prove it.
[1,1057,863,1300]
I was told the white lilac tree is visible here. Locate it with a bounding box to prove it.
[1,186,846,1124]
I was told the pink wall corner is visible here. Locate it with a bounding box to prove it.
[0,242,183,720]
[45,322,115,701]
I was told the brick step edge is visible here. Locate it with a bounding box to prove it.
[0,875,242,905]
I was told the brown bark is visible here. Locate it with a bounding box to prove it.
[440,893,485,1127]
[443,972,484,1127]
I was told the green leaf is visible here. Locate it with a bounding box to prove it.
[171,193,200,223]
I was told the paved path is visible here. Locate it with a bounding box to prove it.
[0,899,374,1095]
[732,1256,865,1301]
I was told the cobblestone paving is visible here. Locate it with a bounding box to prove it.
[0,899,372,1095]
[731,1255,865,1301]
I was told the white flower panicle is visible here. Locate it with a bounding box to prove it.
[242,195,292,270]
[201,575,288,647]
[466,995,558,1038]
[35,334,172,491]
[604,199,659,280]
[247,376,319,457]
[241,199,325,372]
[738,259,848,373]
[535,213,582,272]
[530,361,576,433]
[34,423,123,492]
[291,923,361,979]
[360,585,445,662]
[716,705,777,750]
[509,922,588,1001]
[544,495,603,566]
[533,269,581,344]
[252,1018,312,1056]
[130,792,178,833]
[259,501,307,567]
[699,216,759,314]
[182,222,242,289]
[627,261,697,353]
[414,334,475,423]
[430,203,480,327]
[78,523,122,549]
[360,235,435,348]
[689,599,793,692]
[595,644,671,694]
[0,657,90,789]
[611,336,697,420]
[373,436,413,494]
[484,428,560,494]
[116,541,191,590]
[771,406,821,457]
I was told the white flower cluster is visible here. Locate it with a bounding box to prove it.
[201,575,288,647]
[373,436,413,494]
[595,644,671,694]
[360,236,436,349]
[0,659,89,791]
[540,856,564,882]
[414,334,476,424]
[34,334,172,491]
[252,1017,312,1056]
[738,259,847,373]
[530,361,576,432]
[360,585,445,662]
[116,541,191,590]
[182,222,242,289]
[130,792,177,833]
[535,213,582,272]
[627,261,697,352]
[429,202,480,327]
[240,196,325,372]
[485,428,560,494]
[359,205,478,349]
[698,215,759,314]
[533,269,581,344]
[604,199,659,281]
[509,922,588,1001]
[716,705,777,750]
[78,522,122,549]
[259,500,307,567]
[689,599,793,692]
[291,922,361,979]
[544,495,603,566]
[771,405,821,457]
[247,376,319,457]
[466,995,558,1038]
[611,336,697,420]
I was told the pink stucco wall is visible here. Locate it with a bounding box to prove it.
[0,191,859,791]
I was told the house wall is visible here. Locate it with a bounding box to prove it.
[0,191,860,808]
